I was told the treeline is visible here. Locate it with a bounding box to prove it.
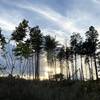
[0,19,100,80]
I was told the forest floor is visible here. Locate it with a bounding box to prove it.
[0,77,100,100]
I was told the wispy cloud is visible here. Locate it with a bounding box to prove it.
[42,28,70,45]
[0,17,15,31]
[15,3,82,33]
[1,0,100,42]
[92,0,100,4]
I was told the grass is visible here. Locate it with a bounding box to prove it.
[0,77,100,100]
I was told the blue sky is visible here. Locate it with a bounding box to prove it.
[0,0,100,44]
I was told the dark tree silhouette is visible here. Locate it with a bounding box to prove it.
[85,26,99,80]
[57,46,65,74]
[29,26,43,79]
[65,46,71,79]
[11,19,28,42]
[70,33,82,80]
[13,40,33,78]
[44,35,58,76]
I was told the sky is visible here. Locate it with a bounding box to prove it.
[0,0,100,44]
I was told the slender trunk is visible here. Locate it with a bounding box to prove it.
[71,58,74,80]
[90,57,93,80]
[75,53,77,80]
[80,55,84,80]
[84,56,88,80]
[88,57,91,80]
[11,65,14,75]
[35,52,40,80]
[54,57,56,75]
[5,55,10,69]
[32,54,34,80]
[19,57,22,77]
[22,58,26,78]
[26,58,29,79]
[28,58,31,79]
[94,54,98,80]
[60,61,63,74]
[9,52,16,76]
[85,64,88,80]
[66,60,70,79]
[35,53,37,79]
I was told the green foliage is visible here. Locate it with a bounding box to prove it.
[57,46,65,62]
[0,29,6,49]
[30,26,43,53]
[44,35,58,65]
[11,19,28,42]
[13,41,33,59]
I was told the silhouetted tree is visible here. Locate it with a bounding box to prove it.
[44,35,58,75]
[13,40,32,78]
[85,26,99,80]
[57,46,65,74]
[77,40,84,80]
[70,33,82,80]
[65,46,71,79]
[29,26,43,79]
[11,19,29,76]
[11,19,28,42]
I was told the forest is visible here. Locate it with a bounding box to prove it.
[0,19,100,100]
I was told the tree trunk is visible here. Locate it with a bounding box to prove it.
[75,53,77,80]
[80,55,84,80]
[60,61,63,74]
[54,57,56,75]
[11,66,14,76]
[94,54,98,80]
[66,60,70,79]
[90,57,93,80]
[35,52,40,80]
[19,57,22,78]
[71,58,74,80]
[32,54,35,80]
[88,57,91,80]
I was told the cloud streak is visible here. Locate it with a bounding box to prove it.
[15,3,82,33]
[0,17,15,31]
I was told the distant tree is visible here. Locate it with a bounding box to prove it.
[11,19,29,76]
[70,33,82,80]
[44,35,58,75]
[29,26,43,79]
[77,41,84,80]
[57,46,65,74]
[83,40,93,80]
[13,40,33,78]
[65,46,71,79]
[0,28,7,73]
[85,26,99,80]
[11,19,28,42]
[0,29,6,49]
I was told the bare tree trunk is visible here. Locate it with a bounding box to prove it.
[75,53,77,80]
[80,55,84,80]
[32,54,34,80]
[26,58,29,79]
[71,59,74,80]
[66,60,70,79]
[88,57,91,80]
[35,52,40,80]
[90,57,93,80]
[19,57,22,78]
[54,57,56,75]
[94,54,98,80]
[60,61,63,74]
[21,58,26,78]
